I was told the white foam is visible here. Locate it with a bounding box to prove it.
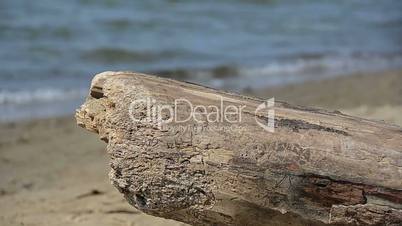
[0,88,87,105]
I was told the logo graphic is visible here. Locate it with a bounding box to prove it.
[128,96,275,132]
[254,98,275,132]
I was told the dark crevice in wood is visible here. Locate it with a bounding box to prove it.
[300,175,402,209]
[90,86,104,99]
[275,118,349,135]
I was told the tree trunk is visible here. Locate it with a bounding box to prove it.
[76,71,402,226]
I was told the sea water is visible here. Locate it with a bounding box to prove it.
[1,0,401,121]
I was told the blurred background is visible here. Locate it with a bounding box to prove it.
[1,1,402,226]
[1,0,401,121]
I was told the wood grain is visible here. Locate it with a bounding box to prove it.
[76,71,402,226]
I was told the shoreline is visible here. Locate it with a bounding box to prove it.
[1,69,402,226]
[249,69,402,127]
[250,69,402,109]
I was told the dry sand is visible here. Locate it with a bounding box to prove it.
[250,69,402,125]
[1,70,401,226]
[0,117,187,226]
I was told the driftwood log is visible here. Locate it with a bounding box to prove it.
[76,71,402,226]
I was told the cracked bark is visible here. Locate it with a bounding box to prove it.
[76,71,402,226]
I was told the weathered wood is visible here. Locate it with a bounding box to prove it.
[76,71,402,226]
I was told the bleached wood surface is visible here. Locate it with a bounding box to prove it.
[76,71,402,226]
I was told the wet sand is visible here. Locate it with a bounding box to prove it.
[1,70,401,226]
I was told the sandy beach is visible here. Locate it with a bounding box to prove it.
[1,70,401,226]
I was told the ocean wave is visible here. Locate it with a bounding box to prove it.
[150,53,402,90]
[0,88,87,105]
[81,48,184,63]
[2,54,401,106]
[245,53,402,76]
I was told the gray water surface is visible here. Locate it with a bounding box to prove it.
[1,0,401,121]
